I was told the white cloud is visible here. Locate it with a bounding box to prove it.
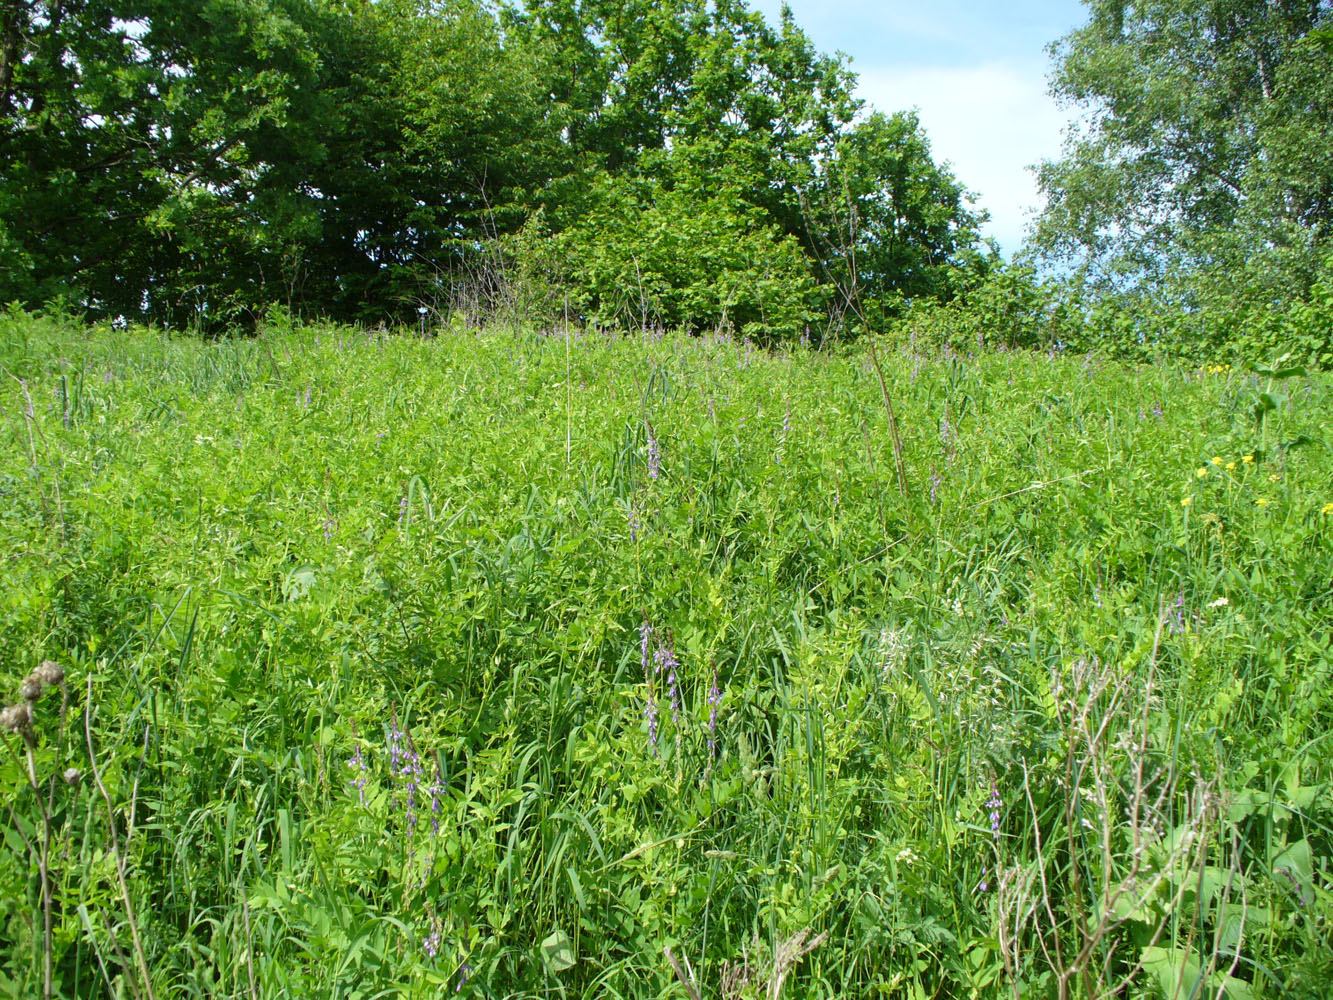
[855,63,1072,252]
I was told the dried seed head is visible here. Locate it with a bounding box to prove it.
[33,661,65,688]
[1,702,33,734]
[63,767,82,785]
[20,677,43,701]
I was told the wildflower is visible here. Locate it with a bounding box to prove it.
[1180,496,1192,507]
[62,767,81,785]
[348,744,369,806]
[640,620,653,676]
[977,864,989,893]
[1,702,33,735]
[456,962,473,993]
[1166,593,1186,635]
[422,926,441,959]
[19,677,42,701]
[929,468,941,506]
[1269,473,1280,482]
[644,690,659,754]
[940,411,956,465]
[1211,456,1224,466]
[986,784,1002,839]
[707,665,722,763]
[31,660,64,689]
[1323,503,1333,515]
[1242,454,1254,464]
[655,639,682,738]
[401,743,423,838]
[646,423,660,480]
[1151,402,1164,418]
[627,506,640,543]
[1226,461,1236,471]
[1196,467,1208,479]
[1208,597,1229,608]
[388,718,406,776]
[1255,497,1271,508]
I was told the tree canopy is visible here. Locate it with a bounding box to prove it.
[0,0,989,338]
[1032,0,1332,286]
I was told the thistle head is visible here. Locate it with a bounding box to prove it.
[33,660,65,688]
[1,702,34,739]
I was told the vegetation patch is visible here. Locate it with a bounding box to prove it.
[1,313,1329,996]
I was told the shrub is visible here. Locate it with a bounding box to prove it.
[535,174,825,345]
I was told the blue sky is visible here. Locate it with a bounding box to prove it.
[749,1,1089,253]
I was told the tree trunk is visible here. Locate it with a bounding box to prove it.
[0,0,28,117]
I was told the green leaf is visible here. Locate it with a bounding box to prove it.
[283,565,317,601]
[1271,838,1314,905]
[1141,946,1202,999]
[540,929,576,973]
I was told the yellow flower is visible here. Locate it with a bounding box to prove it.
[1211,456,1224,466]
[1196,467,1209,478]
[1269,473,1281,482]
[1255,498,1271,508]
[1242,454,1254,464]
[1226,461,1236,471]
[1322,503,1333,515]
[1181,497,1193,508]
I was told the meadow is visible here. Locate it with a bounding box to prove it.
[1,310,1330,998]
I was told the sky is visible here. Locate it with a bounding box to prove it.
[749,0,1088,253]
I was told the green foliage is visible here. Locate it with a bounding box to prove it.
[1029,0,1332,362]
[806,111,991,316]
[0,0,984,337]
[894,262,1071,353]
[1,313,1330,996]
[1034,0,1331,282]
[898,251,1333,371]
[545,150,824,342]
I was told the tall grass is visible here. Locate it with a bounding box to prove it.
[1,308,1330,997]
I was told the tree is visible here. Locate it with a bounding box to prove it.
[0,0,991,335]
[801,111,989,326]
[1031,0,1332,287]
[505,0,987,339]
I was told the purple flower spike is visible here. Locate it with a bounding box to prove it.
[646,424,660,480]
[644,694,659,754]
[655,641,682,737]
[640,621,653,676]
[388,719,406,776]
[347,744,368,806]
